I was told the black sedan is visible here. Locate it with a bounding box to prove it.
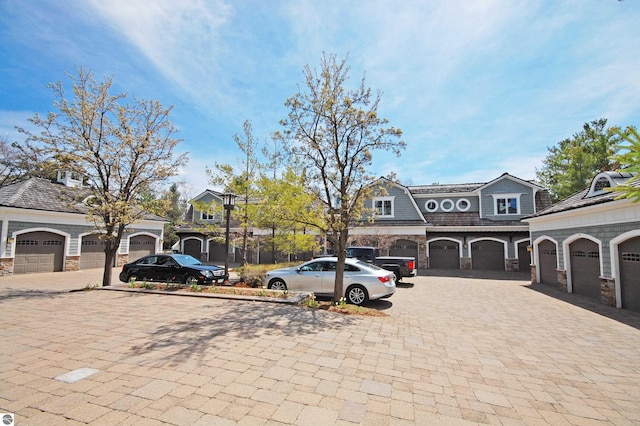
[119,254,227,285]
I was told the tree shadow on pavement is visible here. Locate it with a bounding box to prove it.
[525,281,640,331]
[128,298,359,366]
[0,288,73,302]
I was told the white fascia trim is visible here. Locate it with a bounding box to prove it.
[0,206,93,226]
[428,225,529,232]
[524,198,640,232]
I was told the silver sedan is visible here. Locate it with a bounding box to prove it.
[262,257,396,305]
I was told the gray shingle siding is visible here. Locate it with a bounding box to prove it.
[367,185,423,221]
[417,195,479,214]
[531,222,640,277]
[481,179,536,219]
[8,221,161,255]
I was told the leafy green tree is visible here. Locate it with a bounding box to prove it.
[138,182,186,250]
[536,119,620,202]
[256,166,323,262]
[277,53,404,302]
[19,67,187,286]
[207,119,261,265]
[611,126,640,201]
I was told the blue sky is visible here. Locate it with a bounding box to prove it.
[1,0,639,197]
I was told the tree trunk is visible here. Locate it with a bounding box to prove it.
[333,229,349,303]
[102,248,117,287]
[102,237,121,287]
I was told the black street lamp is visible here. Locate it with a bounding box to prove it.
[222,193,236,282]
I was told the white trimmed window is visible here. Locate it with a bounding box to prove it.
[493,194,521,215]
[456,198,470,212]
[440,199,454,212]
[373,197,394,217]
[425,200,438,212]
[201,209,215,220]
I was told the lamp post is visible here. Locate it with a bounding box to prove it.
[222,193,236,282]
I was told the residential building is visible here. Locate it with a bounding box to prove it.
[0,173,166,276]
[523,171,640,313]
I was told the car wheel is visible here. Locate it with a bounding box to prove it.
[346,284,368,305]
[268,279,287,290]
[184,276,200,286]
[393,269,402,282]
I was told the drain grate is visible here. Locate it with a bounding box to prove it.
[54,368,100,383]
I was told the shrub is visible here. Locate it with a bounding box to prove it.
[235,262,298,288]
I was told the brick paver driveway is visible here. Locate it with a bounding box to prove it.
[1,271,640,425]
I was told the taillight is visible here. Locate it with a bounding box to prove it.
[378,276,391,283]
[408,260,415,270]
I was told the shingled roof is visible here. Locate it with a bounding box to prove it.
[528,172,640,218]
[0,178,165,221]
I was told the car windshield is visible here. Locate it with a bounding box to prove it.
[172,254,203,266]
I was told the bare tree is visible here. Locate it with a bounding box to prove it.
[278,53,404,302]
[20,67,187,286]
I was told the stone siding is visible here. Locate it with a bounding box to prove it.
[600,277,616,307]
[65,256,80,272]
[506,258,518,272]
[0,258,14,276]
[557,269,567,292]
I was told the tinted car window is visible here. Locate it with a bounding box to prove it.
[138,256,157,265]
[345,263,360,272]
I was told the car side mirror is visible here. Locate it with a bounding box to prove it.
[296,268,302,273]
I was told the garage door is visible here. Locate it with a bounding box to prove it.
[183,239,202,260]
[209,240,226,263]
[569,238,601,301]
[471,240,504,271]
[14,231,65,274]
[129,235,156,262]
[618,236,640,313]
[80,234,106,269]
[429,241,459,269]
[518,241,531,272]
[538,239,557,286]
[390,239,419,262]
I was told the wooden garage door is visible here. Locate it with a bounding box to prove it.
[538,239,557,286]
[208,240,226,263]
[619,236,640,313]
[471,240,504,271]
[429,241,459,269]
[80,234,106,270]
[570,239,601,301]
[14,231,65,274]
[518,241,531,272]
[129,235,156,262]
[390,239,419,262]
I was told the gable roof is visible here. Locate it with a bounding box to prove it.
[474,172,545,192]
[408,173,545,196]
[370,177,427,223]
[0,177,165,221]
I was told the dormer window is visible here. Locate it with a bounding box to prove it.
[492,194,521,215]
[201,210,215,220]
[586,172,623,197]
[373,197,394,217]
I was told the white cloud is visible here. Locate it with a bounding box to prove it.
[86,0,234,108]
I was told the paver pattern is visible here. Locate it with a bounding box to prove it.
[1,270,640,425]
